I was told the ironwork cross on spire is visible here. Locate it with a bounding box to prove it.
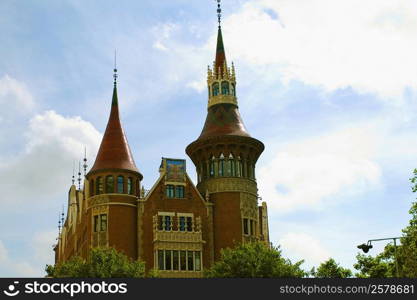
[217,0,222,27]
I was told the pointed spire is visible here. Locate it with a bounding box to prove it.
[214,22,227,78]
[88,65,141,177]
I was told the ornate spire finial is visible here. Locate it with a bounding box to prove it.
[77,161,81,190]
[113,50,118,87]
[72,161,75,185]
[58,212,62,235]
[83,146,88,176]
[217,0,222,27]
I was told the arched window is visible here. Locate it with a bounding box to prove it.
[105,175,114,193]
[236,157,242,177]
[117,176,124,193]
[212,82,219,96]
[218,154,225,177]
[127,177,133,195]
[221,81,229,95]
[210,156,215,177]
[90,179,94,196]
[231,83,236,96]
[96,177,103,195]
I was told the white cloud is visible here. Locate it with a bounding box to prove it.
[0,110,101,207]
[279,232,331,266]
[0,74,34,115]
[258,126,382,213]
[219,0,417,99]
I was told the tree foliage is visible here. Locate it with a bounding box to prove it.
[311,258,352,278]
[46,247,146,278]
[205,241,306,278]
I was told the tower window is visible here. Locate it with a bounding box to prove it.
[127,177,133,195]
[221,81,229,95]
[94,214,107,232]
[117,176,124,193]
[166,185,175,198]
[231,83,236,96]
[175,186,185,198]
[212,82,219,96]
[243,218,249,235]
[105,175,114,193]
[96,177,103,195]
[209,160,215,177]
[218,159,224,177]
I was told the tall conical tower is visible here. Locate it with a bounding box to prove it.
[84,67,142,259]
[186,1,269,260]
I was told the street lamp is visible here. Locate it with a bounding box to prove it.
[357,237,401,277]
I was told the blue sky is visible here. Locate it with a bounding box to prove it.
[1,0,417,276]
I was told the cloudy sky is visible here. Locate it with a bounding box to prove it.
[1,0,417,276]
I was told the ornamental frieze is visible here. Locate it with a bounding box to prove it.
[199,177,258,196]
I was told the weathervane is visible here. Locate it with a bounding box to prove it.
[217,0,222,27]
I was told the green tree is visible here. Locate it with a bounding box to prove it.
[205,241,306,278]
[46,247,146,278]
[311,258,352,278]
[353,245,396,278]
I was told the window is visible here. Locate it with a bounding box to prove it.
[231,83,236,96]
[100,214,107,231]
[179,216,193,232]
[212,82,219,96]
[105,175,114,193]
[230,159,236,176]
[179,216,186,231]
[187,251,194,271]
[158,250,164,270]
[96,177,103,195]
[127,177,133,195]
[243,218,249,235]
[209,160,215,177]
[195,252,201,271]
[218,159,224,176]
[236,159,242,177]
[180,251,187,270]
[117,176,124,193]
[165,250,172,270]
[221,81,229,95]
[157,250,202,272]
[173,250,179,270]
[93,214,107,232]
[166,185,175,198]
[175,186,184,198]
[208,86,211,98]
[94,215,99,232]
[163,216,172,231]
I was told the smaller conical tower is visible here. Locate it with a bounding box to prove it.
[186,1,268,261]
[83,66,142,259]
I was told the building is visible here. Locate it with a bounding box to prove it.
[54,3,270,278]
